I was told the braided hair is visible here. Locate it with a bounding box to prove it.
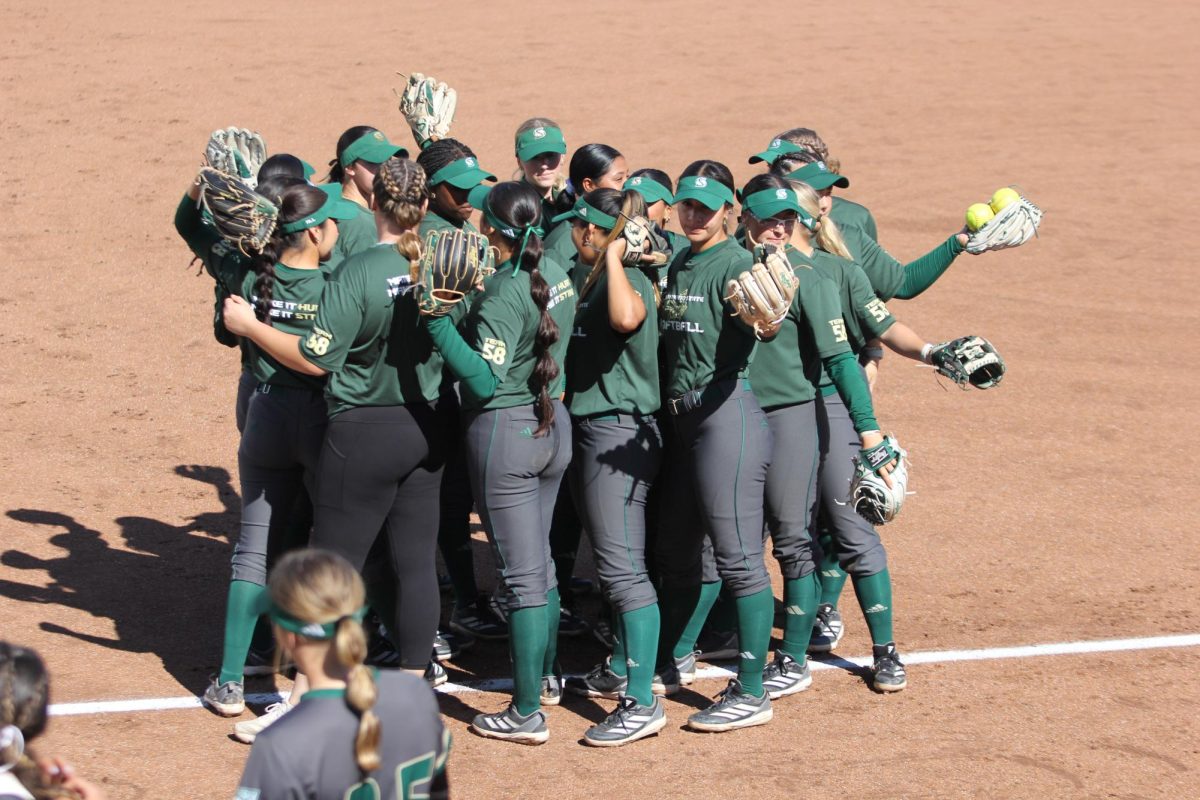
[0,642,67,800]
[769,130,837,175]
[372,157,428,262]
[485,182,560,437]
[249,183,327,323]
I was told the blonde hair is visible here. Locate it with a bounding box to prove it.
[373,157,428,263]
[790,180,852,259]
[269,550,380,776]
[775,127,839,173]
[512,117,568,197]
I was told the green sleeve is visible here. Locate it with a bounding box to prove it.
[173,194,214,257]
[824,350,879,434]
[893,235,965,300]
[846,263,897,340]
[426,315,499,403]
[299,270,363,373]
[862,210,879,243]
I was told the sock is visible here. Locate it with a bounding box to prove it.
[673,581,722,659]
[707,584,737,632]
[779,573,819,665]
[609,606,628,678]
[218,580,266,685]
[817,532,848,608]
[734,587,774,697]
[852,568,895,645]
[620,604,660,707]
[656,583,700,671]
[542,587,561,678]
[507,605,549,716]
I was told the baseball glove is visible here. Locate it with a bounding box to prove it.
[205,128,268,187]
[724,244,798,340]
[618,215,673,267]
[397,72,457,147]
[412,228,489,316]
[850,435,909,525]
[965,189,1043,254]
[197,167,279,255]
[928,335,1005,389]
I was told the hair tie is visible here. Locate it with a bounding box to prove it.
[0,724,24,774]
[511,226,535,275]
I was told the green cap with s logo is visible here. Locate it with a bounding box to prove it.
[339,130,408,167]
[748,138,806,165]
[516,125,567,161]
[786,160,850,190]
[551,196,618,230]
[674,175,735,210]
[431,156,497,189]
[623,174,674,205]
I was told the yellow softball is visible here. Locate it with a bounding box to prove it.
[990,187,1021,213]
[966,203,995,232]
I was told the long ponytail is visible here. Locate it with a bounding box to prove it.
[789,180,852,259]
[248,184,326,323]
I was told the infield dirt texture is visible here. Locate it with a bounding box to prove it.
[1,1,1197,797]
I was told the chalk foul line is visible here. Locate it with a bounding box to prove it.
[48,633,1200,717]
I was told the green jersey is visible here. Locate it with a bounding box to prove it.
[419,209,479,237]
[543,221,578,275]
[239,265,328,392]
[300,244,444,415]
[459,257,576,412]
[565,266,660,416]
[749,247,852,408]
[830,196,878,242]
[839,224,906,301]
[327,200,376,272]
[659,238,757,398]
[809,248,897,388]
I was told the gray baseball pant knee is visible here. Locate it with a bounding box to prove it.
[764,402,821,581]
[466,401,572,612]
[815,391,888,577]
[232,386,326,585]
[569,415,661,615]
[668,380,773,598]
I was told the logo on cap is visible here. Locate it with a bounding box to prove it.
[816,161,828,171]
[771,139,782,148]
[630,177,642,186]
[775,189,788,200]
[534,127,546,139]
[695,177,708,188]
[373,132,384,141]
[465,157,476,167]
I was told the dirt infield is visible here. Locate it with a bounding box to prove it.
[2,0,1198,797]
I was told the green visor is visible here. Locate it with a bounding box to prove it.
[786,160,850,190]
[674,175,735,210]
[300,159,316,180]
[279,184,361,233]
[339,130,408,167]
[468,184,521,238]
[742,187,803,221]
[624,175,674,205]
[268,602,368,640]
[551,197,617,230]
[748,138,806,165]
[516,126,567,161]
[431,156,497,189]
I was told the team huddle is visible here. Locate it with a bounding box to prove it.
[174,74,1040,799]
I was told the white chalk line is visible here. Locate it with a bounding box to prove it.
[48,633,1200,718]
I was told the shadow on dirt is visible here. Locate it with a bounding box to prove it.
[0,465,239,693]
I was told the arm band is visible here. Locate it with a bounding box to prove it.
[893,235,965,300]
[825,351,879,434]
[426,316,499,403]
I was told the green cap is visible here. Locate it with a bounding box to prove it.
[431,156,497,189]
[299,159,316,180]
[786,160,850,190]
[468,184,520,238]
[279,184,361,233]
[515,125,567,161]
[742,187,803,220]
[623,175,674,205]
[339,130,408,168]
[674,175,734,210]
[551,196,618,230]
[748,138,806,165]
[268,602,368,640]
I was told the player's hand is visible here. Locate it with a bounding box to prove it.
[863,358,880,397]
[221,295,257,336]
[39,757,110,800]
[859,430,896,488]
[955,226,971,250]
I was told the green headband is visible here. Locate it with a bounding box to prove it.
[748,138,806,165]
[623,175,674,205]
[550,197,617,230]
[515,125,567,161]
[468,184,541,274]
[269,603,368,640]
[674,175,735,210]
[279,185,361,233]
[339,130,407,168]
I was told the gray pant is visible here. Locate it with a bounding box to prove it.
[656,380,772,598]
[465,400,572,611]
[764,401,822,581]
[815,390,887,576]
[232,385,326,584]
[235,369,256,433]
[569,414,661,614]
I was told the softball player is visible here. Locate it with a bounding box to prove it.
[413,139,510,643]
[623,168,689,283]
[235,549,450,800]
[324,126,409,269]
[513,118,573,231]
[422,181,576,744]
[542,143,628,271]
[199,181,359,720]
[551,188,667,745]
[740,174,897,697]
[224,157,449,680]
[654,159,777,732]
